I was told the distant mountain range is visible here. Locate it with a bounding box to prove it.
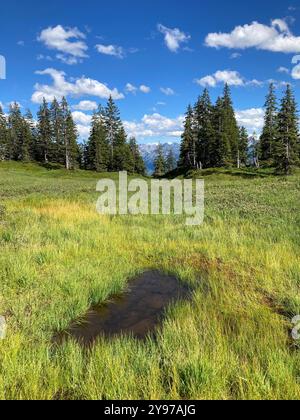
[139,143,180,174]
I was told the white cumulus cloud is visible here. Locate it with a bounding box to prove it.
[195,70,245,87]
[157,24,191,52]
[32,68,124,103]
[139,85,151,94]
[124,113,184,140]
[235,108,265,133]
[95,44,124,58]
[73,100,98,111]
[205,19,300,53]
[38,25,88,64]
[72,111,93,126]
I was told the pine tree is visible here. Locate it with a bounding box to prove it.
[113,127,135,172]
[194,89,214,168]
[238,126,249,168]
[154,144,166,177]
[64,111,79,170]
[8,102,24,161]
[24,109,37,161]
[260,83,277,162]
[50,98,63,163]
[86,107,110,172]
[222,84,239,165]
[129,137,146,175]
[37,98,52,163]
[104,96,123,169]
[0,105,8,161]
[166,148,177,172]
[179,105,195,169]
[211,97,231,167]
[274,85,299,174]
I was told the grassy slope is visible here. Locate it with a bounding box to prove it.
[0,161,299,400]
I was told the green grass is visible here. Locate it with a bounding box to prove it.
[0,161,300,400]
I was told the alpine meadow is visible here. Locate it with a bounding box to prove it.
[0,0,300,402]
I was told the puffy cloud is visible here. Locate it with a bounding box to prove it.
[235,108,265,133]
[38,25,88,64]
[160,87,175,96]
[291,55,300,79]
[71,111,92,125]
[95,44,124,58]
[73,100,98,111]
[139,85,151,93]
[125,83,151,94]
[32,68,124,103]
[124,113,184,140]
[125,83,138,94]
[76,124,91,139]
[157,24,191,52]
[205,19,300,53]
[195,70,245,87]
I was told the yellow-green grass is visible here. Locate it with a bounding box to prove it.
[0,161,299,400]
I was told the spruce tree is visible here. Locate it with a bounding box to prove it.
[37,98,52,163]
[129,137,146,175]
[154,144,166,177]
[259,83,277,162]
[274,85,299,174]
[194,89,214,168]
[113,127,135,172]
[104,96,122,169]
[24,109,37,161]
[50,98,63,163]
[8,102,24,161]
[211,97,231,167]
[0,106,8,161]
[87,107,110,172]
[179,105,195,169]
[166,148,177,172]
[64,111,79,170]
[222,84,239,165]
[238,126,249,168]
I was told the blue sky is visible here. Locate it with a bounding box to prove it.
[0,0,300,143]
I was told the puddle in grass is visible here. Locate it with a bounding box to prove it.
[56,270,192,346]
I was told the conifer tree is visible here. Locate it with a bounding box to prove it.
[64,111,79,170]
[274,85,299,174]
[194,89,214,168]
[50,98,63,163]
[8,102,24,161]
[166,148,177,172]
[104,96,122,169]
[211,97,231,167]
[129,137,146,175]
[222,84,239,165]
[87,107,110,172]
[238,126,249,168]
[154,144,166,176]
[37,98,52,163]
[113,127,135,172]
[24,109,37,161]
[179,105,195,169]
[260,83,277,162]
[0,105,8,160]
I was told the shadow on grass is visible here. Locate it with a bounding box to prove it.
[162,167,278,180]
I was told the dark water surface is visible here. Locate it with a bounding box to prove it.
[57,270,192,346]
